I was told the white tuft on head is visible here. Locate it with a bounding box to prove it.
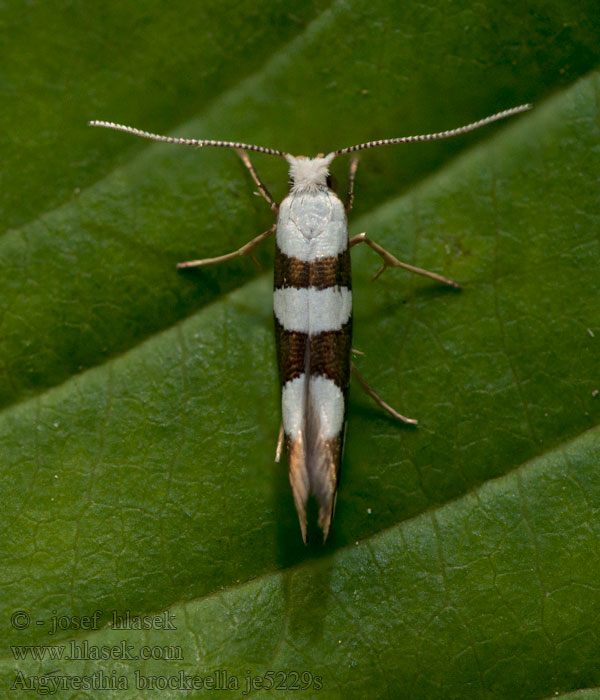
[285,153,336,193]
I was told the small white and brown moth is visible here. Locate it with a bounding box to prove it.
[90,103,530,542]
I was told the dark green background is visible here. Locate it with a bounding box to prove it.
[1,1,599,698]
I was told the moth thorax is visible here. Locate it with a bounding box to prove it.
[285,153,336,193]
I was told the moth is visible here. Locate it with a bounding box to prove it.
[90,103,530,542]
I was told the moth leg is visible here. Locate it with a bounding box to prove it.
[349,232,461,288]
[177,224,276,271]
[274,423,284,463]
[345,157,359,212]
[235,148,278,213]
[351,363,418,426]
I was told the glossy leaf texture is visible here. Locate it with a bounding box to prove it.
[1,0,600,698]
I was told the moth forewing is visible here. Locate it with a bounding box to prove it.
[89,102,531,542]
[274,160,352,541]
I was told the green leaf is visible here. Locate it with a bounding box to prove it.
[2,1,600,698]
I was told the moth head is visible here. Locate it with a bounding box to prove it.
[285,153,336,194]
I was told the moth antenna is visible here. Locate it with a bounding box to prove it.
[334,103,532,155]
[88,120,289,158]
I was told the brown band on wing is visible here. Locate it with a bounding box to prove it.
[275,318,353,389]
[275,318,307,386]
[309,320,353,391]
[274,247,351,291]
